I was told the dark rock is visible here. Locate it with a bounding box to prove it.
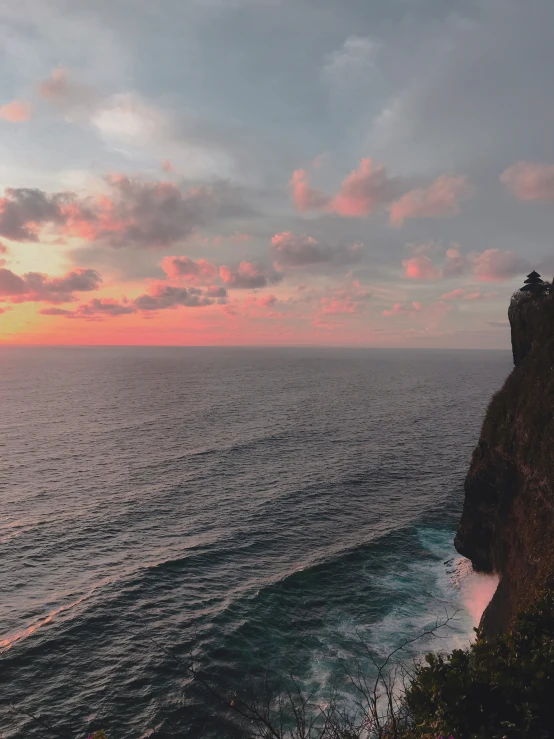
[454,290,554,638]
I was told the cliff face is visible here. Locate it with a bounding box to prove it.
[455,291,554,638]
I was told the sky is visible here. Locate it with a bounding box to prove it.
[0,0,553,347]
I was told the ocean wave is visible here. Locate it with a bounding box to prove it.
[0,594,92,654]
[1,348,509,739]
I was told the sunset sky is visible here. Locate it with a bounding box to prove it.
[1,0,553,347]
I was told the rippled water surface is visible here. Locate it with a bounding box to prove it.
[0,347,510,738]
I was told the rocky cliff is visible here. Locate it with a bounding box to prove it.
[454,290,554,638]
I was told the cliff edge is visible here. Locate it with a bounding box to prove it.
[454,289,554,638]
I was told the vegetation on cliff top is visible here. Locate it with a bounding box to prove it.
[508,282,554,366]
[404,591,554,739]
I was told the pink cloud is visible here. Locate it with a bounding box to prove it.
[441,288,495,300]
[289,169,330,212]
[186,233,250,246]
[330,158,400,217]
[220,293,281,320]
[470,249,529,282]
[39,307,73,316]
[382,301,422,317]
[0,241,7,267]
[440,288,466,300]
[403,246,467,281]
[49,283,228,318]
[134,284,217,311]
[321,298,358,314]
[229,232,252,243]
[205,285,227,299]
[0,188,69,241]
[60,283,227,318]
[0,100,32,122]
[161,159,174,173]
[160,256,218,283]
[271,231,363,269]
[0,175,226,247]
[77,298,136,317]
[74,175,210,247]
[402,245,523,284]
[271,232,331,267]
[37,68,71,100]
[407,242,438,256]
[389,175,472,226]
[0,268,25,296]
[220,261,279,289]
[464,292,491,300]
[290,160,471,226]
[247,294,278,308]
[290,159,400,218]
[241,294,280,317]
[319,286,371,315]
[443,246,466,276]
[36,67,102,118]
[500,161,554,202]
[0,267,101,303]
[402,254,442,280]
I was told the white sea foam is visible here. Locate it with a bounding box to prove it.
[452,557,500,628]
[307,526,500,710]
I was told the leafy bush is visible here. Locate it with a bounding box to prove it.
[403,591,554,739]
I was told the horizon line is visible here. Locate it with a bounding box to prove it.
[0,343,511,351]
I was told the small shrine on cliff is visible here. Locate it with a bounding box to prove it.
[520,270,546,294]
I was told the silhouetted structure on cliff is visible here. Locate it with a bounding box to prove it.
[520,270,545,294]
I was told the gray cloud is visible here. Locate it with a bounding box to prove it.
[0,267,101,303]
[134,285,215,310]
[205,285,228,298]
[62,282,226,318]
[366,0,554,176]
[271,231,363,268]
[0,188,70,241]
[0,176,256,249]
[77,298,136,316]
[219,261,281,289]
[0,268,25,296]
[39,307,74,315]
[272,232,332,266]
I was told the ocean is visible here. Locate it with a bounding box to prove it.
[0,347,510,738]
